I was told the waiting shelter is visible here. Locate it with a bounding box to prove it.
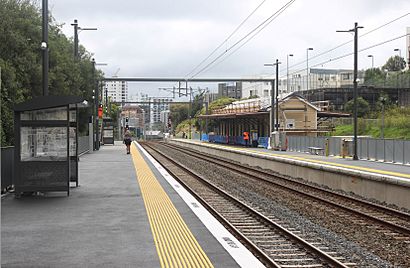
[14,96,86,197]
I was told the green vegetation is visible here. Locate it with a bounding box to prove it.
[344,97,370,117]
[331,106,410,139]
[364,56,410,88]
[0,0,102,146]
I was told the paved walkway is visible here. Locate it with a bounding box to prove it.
[2,143,156,267]
[1,142,247,267]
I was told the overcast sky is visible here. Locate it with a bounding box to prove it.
[49,0,410,98]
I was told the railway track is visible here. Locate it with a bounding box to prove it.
[142,142,353,268]
[159,141,410,239]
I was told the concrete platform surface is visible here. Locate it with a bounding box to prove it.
[1,142,257,267]
[176,139,410,179]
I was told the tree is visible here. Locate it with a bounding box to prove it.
[0,0,102,146]
[169,104,188,132]
[363,68,385,85]
[383,56,406,72]
[344,97,370,118]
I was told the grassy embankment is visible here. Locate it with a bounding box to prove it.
[331,106,410,139]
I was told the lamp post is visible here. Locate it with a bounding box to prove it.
[264,59,281,149]
[287,54,293,93]
[394,48,401,102]
[41,0,48,96]
[367,55,374,69]
[306,48,313,94]
[380,96,386,139]
[71,19,97,60]
[394,48,401,58]
[337,22,363,161]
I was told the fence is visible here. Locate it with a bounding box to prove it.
[78,135,90,155]
[287,136,410,164]
[1,147,14,193]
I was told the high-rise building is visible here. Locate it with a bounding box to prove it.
[104,80,128,104]
[140,95,173,130]
[218,82,242,99]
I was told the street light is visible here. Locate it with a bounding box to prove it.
[393,48,401,102]
[42,0,48,96]
[287,54,293,93]
[306,48,313,93]
[71,19,97,60]
[367,55,374,69]
[394,48,401,58]
[264,59,281,149]
[337,22,363,161]
[380,96,387,139]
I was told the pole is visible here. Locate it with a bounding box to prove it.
[275,59,280,132]
[306,49,309,92]
[92,59,100,150]
[269,79,274,149]
[187,81,191,139]
[287,54,293,93]
[42,0,48,96]
[381,103,385,139]
[71,19,79,60]
[353,22,359,160]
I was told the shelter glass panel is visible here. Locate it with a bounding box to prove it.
[20,127,67,161]
[20,107,67,121]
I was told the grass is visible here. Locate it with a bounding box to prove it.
[331,106,410,140]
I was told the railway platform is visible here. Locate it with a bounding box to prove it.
[1,141,263,267]
[170,138,410,210]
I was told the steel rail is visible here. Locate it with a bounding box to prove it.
[142,142,349,268]
[161,142,410,236]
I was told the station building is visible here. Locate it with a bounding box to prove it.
[198,93,337,148]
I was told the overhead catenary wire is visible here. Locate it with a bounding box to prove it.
[241,33,410,89]
[199,0,295,76]
[282,12,410,73]
[189,0,296,79]
[285,33,410,79]
[184,0,268,79]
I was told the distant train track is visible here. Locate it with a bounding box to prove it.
[159,141,410,238]
[141,142,352,268]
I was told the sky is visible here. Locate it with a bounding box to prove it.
[48,0,410,99]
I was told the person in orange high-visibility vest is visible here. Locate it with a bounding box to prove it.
[243,131,249,146]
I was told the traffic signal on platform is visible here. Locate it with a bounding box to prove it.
[98,104,103,118]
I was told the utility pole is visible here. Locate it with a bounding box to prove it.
[287,54,293,93]
[92,58,100,150]
[337,22,363,160]
[71,19,97,60]
[264,59,281,149]
[41,0,48,96]
[71,19,79,60]
[275,59,281,132]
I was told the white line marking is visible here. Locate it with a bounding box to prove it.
[136,142,265,268]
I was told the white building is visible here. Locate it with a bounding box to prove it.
[104,80,128,103]
[241,69,364,100]
[139,95,173,129]
[241,80,272,99]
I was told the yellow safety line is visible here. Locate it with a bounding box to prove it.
[131,143,214,268]
[202,142,410,179]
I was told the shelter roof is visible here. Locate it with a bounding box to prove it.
[14,96,85,112]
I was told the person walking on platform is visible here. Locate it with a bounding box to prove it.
[123,130,132,154]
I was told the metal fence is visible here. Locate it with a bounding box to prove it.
[287,136,410,165]
[78,135,90,155]
[1,147,14,193]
